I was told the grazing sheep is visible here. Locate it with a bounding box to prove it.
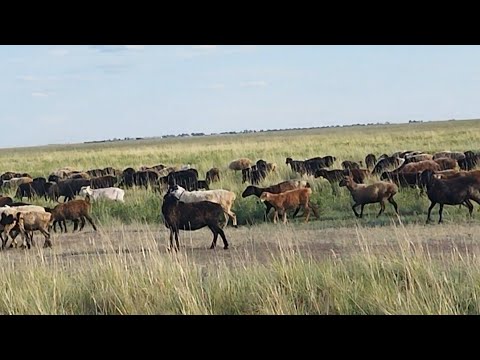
[339,176,399,218]
[79,186,125,202]
[242,180,309,220]
[162,193,229,251]
[259,185,318,224]
[420,169,480,224]
[229,158,253,171]
[167,185,237,227]
[206,168,220,183]
[314,169,345,194]
[372,157,405,175]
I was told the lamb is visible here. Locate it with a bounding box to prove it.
[339,176,399,218]
[420,169,480,224]
[9,211,53,249]
[167,185,237,227]
[162,193,229,251]
[241,180,309,220]
[259,186,318,224]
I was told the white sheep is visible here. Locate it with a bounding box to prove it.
[79,186,125,202]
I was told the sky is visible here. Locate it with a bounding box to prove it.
[1,45,480,148]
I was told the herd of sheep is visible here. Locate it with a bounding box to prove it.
[0,148,480,251]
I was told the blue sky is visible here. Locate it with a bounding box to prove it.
[1,45,480,148]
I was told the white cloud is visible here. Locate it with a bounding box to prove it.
[240,80,268,88]
[192,45,217,50]
[50,49,69,56]
[124,45,145,50]
[31,92,49,97]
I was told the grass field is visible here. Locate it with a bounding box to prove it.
[1,119,480,314]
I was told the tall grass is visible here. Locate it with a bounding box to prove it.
[1,223,480,314]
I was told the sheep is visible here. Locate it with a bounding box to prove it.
[259,186,319,224]
[404,153,433,164]
[433,157,457,171]
[420,169,480,224]
[371,157,405,175]
[459,151,480,171]
[339,176,399,218]
[398,160,441,174]
[241,180,309,220]
[206,168,221,184]
[167,185,237,227]
[162,193,229,251]
[1,211,53,249]
[47,198,97,233]
[286,157,307,175]
[341,160,362,170]
[0,205,46,248]
[342,169,369,184]
[433,151,465,161]
[380,171,421,189]
[0,197,13,207]
[266,163,277,173]
[79,186,125,202]
[229,158,253,171]
[365,154,377,170]
[314,169,345,194]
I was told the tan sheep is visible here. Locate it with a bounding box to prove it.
[228,158,253,171]
[339,176,399,218]
[259,186,318,224]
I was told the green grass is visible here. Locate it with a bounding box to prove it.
[1,119,480,314]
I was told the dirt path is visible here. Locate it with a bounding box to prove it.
[2,222,480,267]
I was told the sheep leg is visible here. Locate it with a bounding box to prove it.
[438,203,445,224]
[359,204,365,218]
[304,206,311,223]
[388,196,399,215]
[426,202,436,223]
[84,214,97,231]
[227,210,238,228]
[77,216,85,231]
[273,210,279,224]
[464,200,474,217]
[169,229,174,250]
[352,203,361,218]
[282,211,287,224]
[174,230,180,250]
[292,206,301,219]
[377,201,386,218]
[217,227,229,249]
[264,202,273,221]
[208,225,219,249]
[41,229,52,248]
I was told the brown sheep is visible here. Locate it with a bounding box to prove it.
[229,158,253,171]
[404,153,433,163]
[47,198,97,233]
[206,168,221,184]
[259,186,319,224]
[162,193,229,251]
[16,211,53,249]
[242,180,309,220]
[433,151,465,161]
[342,169,369,184]
[339,176,399,218]
[420,170,480,223]
[399,160,441,174]
[433,157,457,171]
